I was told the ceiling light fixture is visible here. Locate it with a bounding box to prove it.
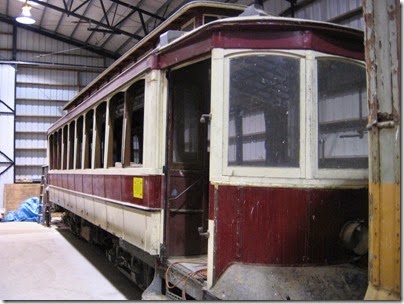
[16,1,35,25]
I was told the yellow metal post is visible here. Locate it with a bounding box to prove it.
[363,0,401,300]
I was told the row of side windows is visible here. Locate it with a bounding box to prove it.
[49,79,145,170]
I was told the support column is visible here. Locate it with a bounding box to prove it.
[363,0,400,300]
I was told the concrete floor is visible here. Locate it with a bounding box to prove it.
[0,220,142,300]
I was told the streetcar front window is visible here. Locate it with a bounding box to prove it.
[228,55,300,167]
[317,59,368,169]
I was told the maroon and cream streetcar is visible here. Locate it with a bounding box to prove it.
[46,1,369,300]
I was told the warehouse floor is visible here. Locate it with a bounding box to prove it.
[0,219,142,300]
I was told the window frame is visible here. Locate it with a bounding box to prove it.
[311,54,368,180]
[221,49,307,179]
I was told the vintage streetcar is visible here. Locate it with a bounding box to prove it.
[45,1,369,300]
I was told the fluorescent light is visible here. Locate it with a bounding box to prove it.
[16,1,35,25]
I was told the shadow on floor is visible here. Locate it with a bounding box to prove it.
[51,219,142,300]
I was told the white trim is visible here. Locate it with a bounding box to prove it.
[305,51,316,179]
[143,70,167,170]
[221,49,306,179]
[210,48,226,181]
[207,219,215,288]
[210,48,368,188]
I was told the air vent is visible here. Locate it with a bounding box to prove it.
[158,30,187,47]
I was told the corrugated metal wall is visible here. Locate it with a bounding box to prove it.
[265,0,364,30]
[0,65,16,210]
[0,21,110,184]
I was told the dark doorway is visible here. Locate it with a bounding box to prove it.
[166,59,211,256]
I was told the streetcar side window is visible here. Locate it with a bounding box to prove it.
[68,121,75,169]
[228,55,300,167]
[109,93,124,166]
[49,129,62,170]
[76,116,83,169]
[84,110,94,169]
[56,129,62,169]
[121,80,145,167]
[317,59,368,169]
[95,102,107,168]
[62,125,68,170]
[49,133,54,169]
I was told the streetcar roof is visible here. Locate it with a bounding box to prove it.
[63,1,246,111]
[62,1,363,113]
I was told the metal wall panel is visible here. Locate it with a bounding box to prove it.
[14,67,89,182]
[0,23,13,61]
[264,0,364,31]
[12,64,104,182]
[0,65,15,209]
[294,0,364,30]
[16,28,107,67]
[264,0,292,15]
[0,32,12,49]
[0,21,110,183]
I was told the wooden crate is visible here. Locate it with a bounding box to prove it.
[3,184,41,212]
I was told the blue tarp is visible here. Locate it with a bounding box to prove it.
[2,197,39,222]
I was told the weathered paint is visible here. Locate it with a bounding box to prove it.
[157,21,364,69]
[48,173,163,209]
[48,185,162,255]
[369,183,400,292]
[363,0,400,299]
[212,185,368,281]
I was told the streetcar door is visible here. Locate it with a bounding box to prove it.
[166,59,210,256]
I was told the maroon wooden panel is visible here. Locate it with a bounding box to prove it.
[143,175,163,208]
[165,170,208,256]
[74,174,83,193]
[92,175,105,197]
[55,174,61,187]
[216,30,363,60]
[62,174,69,189]
[48,173,55,186]
[82,174,93,195]
[157,21,364,70]
[166,212,205,256]
[213,185,368,281]
[49,173,164,209]
[306,189,367,263]
[121,176,142,205]
[241,187,309,265]
[104,175,122,201]
[67,174,75,191]
[214,186,240,279]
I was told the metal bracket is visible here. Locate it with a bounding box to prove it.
[200,113,212,123]
[198,226,210,238]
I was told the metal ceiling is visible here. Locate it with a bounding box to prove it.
[0,0,256,59]
[0,0,363,60]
